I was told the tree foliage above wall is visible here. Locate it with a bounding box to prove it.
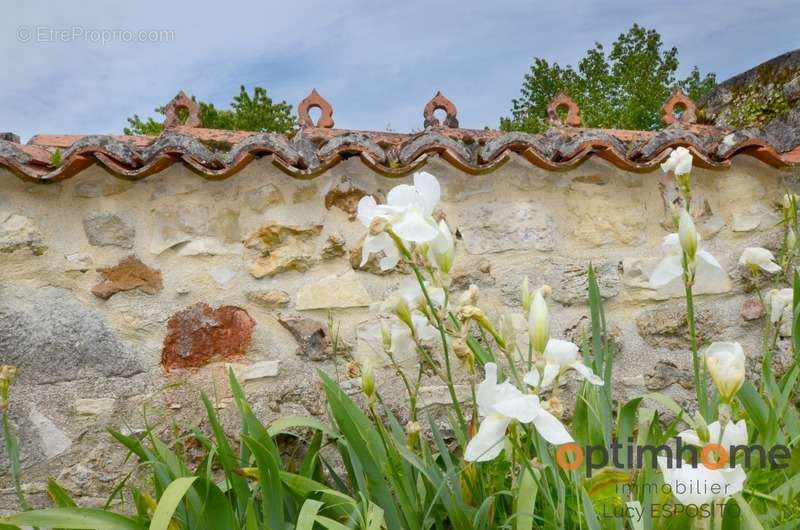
[124,86,295,136]
[501,24,716,132]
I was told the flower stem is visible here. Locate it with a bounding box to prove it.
[683,256,711,420]
[711,501,723,530]
[385,229,468,433]
[409,261,467,433]
[693,513,710,530]
[385,347,419,423]
[2,403,29,511]
[743,488,781,503]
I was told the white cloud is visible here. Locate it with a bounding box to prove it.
[0,0,797,141]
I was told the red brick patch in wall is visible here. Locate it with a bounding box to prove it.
[161,303,255,371]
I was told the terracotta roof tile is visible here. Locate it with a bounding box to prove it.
[3,90,800,183]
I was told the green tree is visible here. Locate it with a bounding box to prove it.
[501,24,716,132]
[124,86,295,136]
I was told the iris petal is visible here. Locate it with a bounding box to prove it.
[571,362,604,385]
[544,339,579,365]
[392,210,439,242]
[414,171,441,215]
[540,363,561,388]
[493,394,541,423]
[649,255,683,289]
[361,233,396,267]
[532,409,574,445]
[464,415,511,462]
[386,184,418,208]
[356,195,378,226]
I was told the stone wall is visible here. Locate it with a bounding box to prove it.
[0,153,793,509]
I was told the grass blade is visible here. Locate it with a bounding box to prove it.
[47,479,78,508]
[318,371,406,530]
[736,382,770,437]
[0,508,144,530]
[241,435,285,530]
[200,392,250,518]
[732,493,764,530]
[514,467,538,530]
[148,477,197,530]
[296,499,323,530]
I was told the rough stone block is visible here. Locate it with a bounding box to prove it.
[82,213,135,248]
[0,285,143,384]
[459,202,556,254]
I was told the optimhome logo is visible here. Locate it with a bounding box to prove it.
[555,437,791,477]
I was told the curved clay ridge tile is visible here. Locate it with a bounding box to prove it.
[553,130,628,160]
[517,146,564,171]
[0,141,34,165]
[271,153,344,180]
[631,126,712,159]
[628,126,730,169]
[0,144,44,180]
[61,135,143,166]
[740,145,790,167]
[480,132,554,162]
[776,146,800,164]
[317,132,387,163]
[91,152,173,180]
[359,152,430,178]
[442,150,511,175]
[398,131,473,165]
[714,128,796,157]
[711,130,800,166]
[226,132,301,166]
[4,122,800,183]
[144,133,225,166]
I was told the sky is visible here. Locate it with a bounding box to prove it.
[0,0,797,142]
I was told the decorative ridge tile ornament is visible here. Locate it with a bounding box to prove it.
[2,89,800,183]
